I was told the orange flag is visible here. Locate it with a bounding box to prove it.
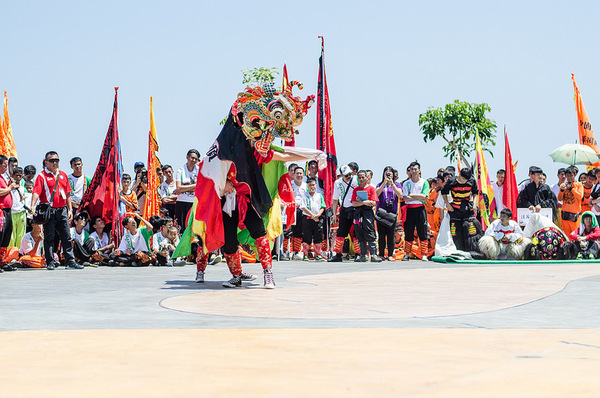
[143,96,162,219]
[572,73,599,167]
[2,91,17,157]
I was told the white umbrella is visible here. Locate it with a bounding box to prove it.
[548,143,600,166]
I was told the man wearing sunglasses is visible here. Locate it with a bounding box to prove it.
[31,151,83,270]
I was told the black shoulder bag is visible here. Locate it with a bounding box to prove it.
[33,176,60,225]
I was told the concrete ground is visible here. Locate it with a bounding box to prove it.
[1,258,600,397]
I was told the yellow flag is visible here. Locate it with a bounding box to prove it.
[143,97,162,219]
[2,91,17,157]
[474,132,496,229]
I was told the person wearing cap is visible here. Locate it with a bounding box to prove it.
[328,163,360,262]
[134,161,145,175]
[30,151,83,270]
[517,165,558,224]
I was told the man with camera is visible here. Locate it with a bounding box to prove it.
[175,149,200,230]
[558,166,584,237]
[31,151,83,270]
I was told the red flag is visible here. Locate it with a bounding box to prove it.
[316,36,338,208]
[282,64,295,147]
[503,127,518,221]
[80,88,123,245]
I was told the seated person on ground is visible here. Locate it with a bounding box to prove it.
[113,215,153,266]
[19,221,45,268]
[479,208,529,260]
[71,212,94,265]
[570,211,600,259]
[152,217,176,265]
[87,216,115,265]
[161,226,183,265]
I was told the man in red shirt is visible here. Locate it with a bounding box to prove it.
[0,155,19,271]
[31,151,83,270]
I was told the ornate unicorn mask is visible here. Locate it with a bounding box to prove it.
[232,81,314,155]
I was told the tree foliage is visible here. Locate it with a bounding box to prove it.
[220,67,280,125]
[241,67,279,86]
[419,100,497,168]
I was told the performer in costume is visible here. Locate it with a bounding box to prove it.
[479,208,530,260]
[523,213,570,260]
[441,167,481,253]
[179,81,320,289]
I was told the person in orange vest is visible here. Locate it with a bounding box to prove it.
[581,170,596,213]
[558,166,584,238]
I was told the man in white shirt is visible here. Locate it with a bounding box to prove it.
[328,164,360,262]
[68,157,92,210]
[290,166,307,260]
[114,215,152,266]
[159,164,178,219]
[479,208,529,259]
[492,169,506,213]
[402,161,430,261]
[551,167,567,208]
[175,149,200,230]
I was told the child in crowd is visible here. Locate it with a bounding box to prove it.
[23,180,34,231]
[162,226,184,265]
[71,212,95,266]
[88,216,114,265]
[9,167,27,248]
[152,217,173,265]
[21,165,36,188]
[120,174,139,214]
[300,177,326,261]
[351,170,382,262]
[19,221,45,268]
[114,215,153,266]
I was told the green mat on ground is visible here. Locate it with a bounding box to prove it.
[431,256,600,264]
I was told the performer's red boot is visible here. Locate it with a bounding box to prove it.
[195,246,210,283]
[255,236,275,289]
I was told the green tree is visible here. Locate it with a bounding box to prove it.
[220,67,280,125]
[419,100,497,168]
[241,67,279,86]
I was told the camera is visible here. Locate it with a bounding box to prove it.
[139,169,148,184]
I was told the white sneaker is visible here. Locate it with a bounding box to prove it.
[292,253,304,261]
[422,256,428,262]
[195,270,205,283]
[263,269,275,289]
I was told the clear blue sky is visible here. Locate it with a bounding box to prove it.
[4,0,600,184]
